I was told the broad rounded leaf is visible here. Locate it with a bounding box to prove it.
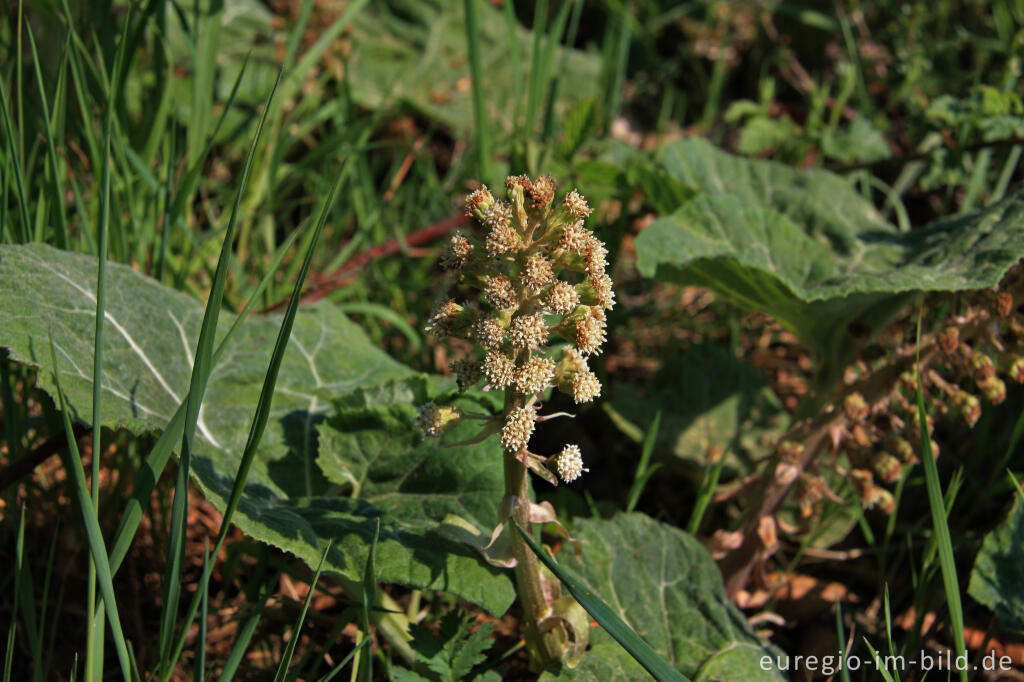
[635,139,1024,376]
[608,344,786,476]
[969,496,1024,634]
[0,243,514,614]
[541,513,785,680]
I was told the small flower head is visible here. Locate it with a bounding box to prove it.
[506,174,532,192]
[583,235,609,277]
[563,190,592,219]
[577,273,615,310]
[465,186,495,219]
[439,232,473,270]
[559,221,590,254]
[571,369,602,403]
[483,202,521,256]
[522,253,554,291]
[450,359,481,392]
[514,357,556,396]
[416,402,461,437]
[425,300,463,338]
[501,406,536,452]
[473,315,505,350]
[485,275,518,310]
[526,175,556,208]
[545,280,579,315]
[554,444,587,482]
[509,313,548,350]
[978,374,1006,404]
[575,307,607,355]
[483,350,515,388]
[558,346,588,374]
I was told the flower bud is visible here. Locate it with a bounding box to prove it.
[951,389,981,426]
[465,186,495,220]
[439,232,474,271]
[501,406,536,452]
[563,190,592,219]
[978,374,1006,404]
[482,350,515,389]
[522,253,554,291]
[416,402,461,437]
[513,357,556,396]
[545,280,579,315]
[553,444,587,482]
[425,300,473,338]
[576,272,616,310]
[508,313,549,351]
[450,359,482,392]
[484,275,518,310]
[843,393,870,422]
[870,451,902,484]
[1009,355,1024,383]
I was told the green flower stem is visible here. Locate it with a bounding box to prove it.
[503,396,568,670]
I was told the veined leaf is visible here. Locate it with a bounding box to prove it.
[635,139,1024,381]
[0,243,514,614]
[607,344,786,476]
[538,513,785,681]
[969,496,1024,634]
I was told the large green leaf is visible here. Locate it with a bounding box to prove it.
[607,344,787,476]
[0,243,514,614]
[635,139,1024,380]
[969,497,1024,634]
[540,513,785,681]
[345,0,601,136]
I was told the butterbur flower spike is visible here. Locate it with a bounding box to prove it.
[420,176,612,668]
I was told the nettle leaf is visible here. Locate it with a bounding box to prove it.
[540,514,785,681]
[969,496,1024,634]
[607,344,787,476]
[635,139,1024,381]
[392,611,495,682]
[0,243,514,614]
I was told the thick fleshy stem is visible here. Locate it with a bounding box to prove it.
[503,391,568,670]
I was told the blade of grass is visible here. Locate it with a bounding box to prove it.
[464,0,490,180]
[161,145,350,681]
[914,311,967,682]
[24,24,69,249]
[85,12,132,678]
[195,541,210,682]
[863,638,898,682]
[216,581,275,682]
[834,601,851,682]
[157,70,283,668]
[357,518,381,682]
[0,76,31,242]
[316,639,370,682]
[47,333,133,682]
[3,506,25,682]
[514,522,688,681]
[272,543,332,682]
[687,447,725,535]
[626,410,660,514]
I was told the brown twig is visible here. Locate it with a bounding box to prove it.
[260,213,470,313]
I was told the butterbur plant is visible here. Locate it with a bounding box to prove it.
[418,175,613,669]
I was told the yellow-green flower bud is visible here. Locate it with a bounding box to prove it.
[416,402,461,437]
